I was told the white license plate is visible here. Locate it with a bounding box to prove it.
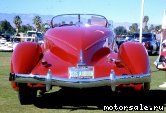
[68,66,94,79]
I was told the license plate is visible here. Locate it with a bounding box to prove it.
[68,66,94,79]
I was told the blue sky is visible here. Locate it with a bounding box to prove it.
[0,0,166,25]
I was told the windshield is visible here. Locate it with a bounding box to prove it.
[51,14,108,27]
[27,32,43,38]
[132,33,153,41]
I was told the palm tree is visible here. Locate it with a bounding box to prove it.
[13,15,22,34]
[33,16,42,32]
[143,16,149,28]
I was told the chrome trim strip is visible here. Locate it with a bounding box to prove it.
[77,49,86,66]
[10,70,151,91]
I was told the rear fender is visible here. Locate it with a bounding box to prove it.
[11,42,42,74]
[11,42,42,90]
[118,42,150,74]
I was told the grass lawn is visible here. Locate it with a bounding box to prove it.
[0,52,166,113]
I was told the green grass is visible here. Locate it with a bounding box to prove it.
[0,52,166,113]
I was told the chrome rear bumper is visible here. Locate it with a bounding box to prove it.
[9,69,151,91]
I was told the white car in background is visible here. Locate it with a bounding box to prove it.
[12,31,44,50]
[0,41,13,52]
[0,38,7,44]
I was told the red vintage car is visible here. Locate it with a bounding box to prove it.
[9,14,151,105]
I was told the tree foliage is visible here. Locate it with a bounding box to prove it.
[143,16,149,27]
[143,26,149,32]
[40,23,50,33]
[142,16,149,32]
[13,15,22,33]
[114,26,127,35]
[129,23,139,33]
[154,25,162,33]
[20,24,35,33]
[33,16,42,31]
[0,20,14,32]
[149,24,154,32]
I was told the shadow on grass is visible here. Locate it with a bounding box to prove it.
[33,87,166,110]
[151,70,160,73]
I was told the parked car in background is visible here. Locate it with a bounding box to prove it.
[116,35,133,48]
[0,37,7,44]
[132,32,160,55]
[0,31,14,41]
[0,37,13,52]
[12,31,44,50]
[9,14,151,105]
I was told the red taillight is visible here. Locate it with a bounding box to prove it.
[144,42,150,49]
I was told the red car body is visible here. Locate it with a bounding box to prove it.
[9,14,151,105]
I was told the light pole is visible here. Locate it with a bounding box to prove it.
[139,0,144,43]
